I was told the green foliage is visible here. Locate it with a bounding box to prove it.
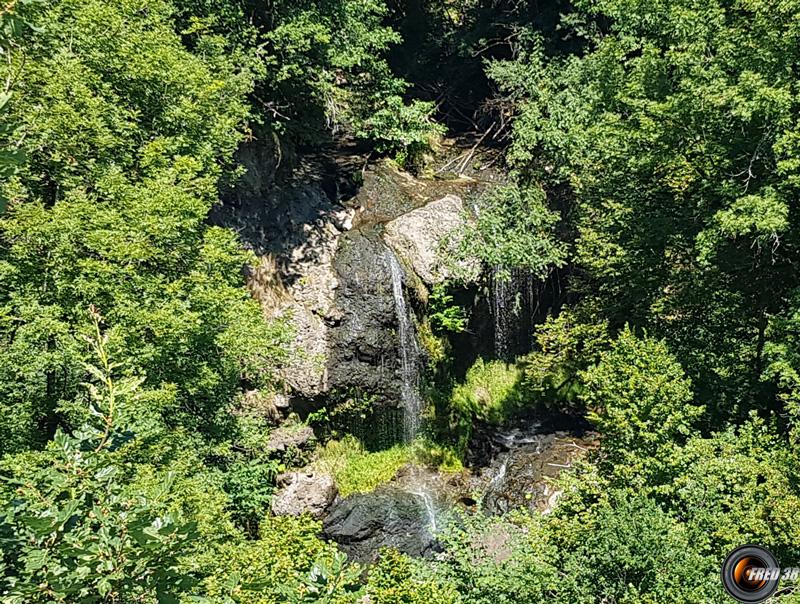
[417,318,451,366]
[366,549,459,604]
[520,309,609,410]
[489,0,800,412]
[428,284,467,333]
[255,0,407,146]
[281,551,363,604]
[450,358,524,424]
[661,416,800,562]
[174,0,439,155]
[0,0,291,455]
[0,431,202,603]
[357,96,445,170]
[7,1,800,603]
[222,457,281,534]
[313,435,412,497]
[434,512,558,604]
[555,495,723,604]
[581,328,704,479]
[311,435,466,497]
[456,184,566,282]
[410,439,464,474]
[0,0,40,214]
[0,316,203,602]
[202,515,361,604]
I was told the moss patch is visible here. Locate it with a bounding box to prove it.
[450,358,525,424]
[313,436,413,497]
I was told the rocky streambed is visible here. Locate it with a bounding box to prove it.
[279,417,598,564]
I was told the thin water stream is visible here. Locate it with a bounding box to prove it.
[387,250,423,441]
[387,248,444,537]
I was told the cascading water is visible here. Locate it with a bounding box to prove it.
[492,267,512,360]
[387,250,423,442]
[491,267,539,360]
[410,488,438,534]
[386,249,443,538]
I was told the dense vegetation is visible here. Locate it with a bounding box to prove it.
[3,0,800,602]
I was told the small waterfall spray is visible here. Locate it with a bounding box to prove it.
[411,488,438,534]
[387,250,423,441]
[492,268,512,360]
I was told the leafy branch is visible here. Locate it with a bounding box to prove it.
[82,305,143,452]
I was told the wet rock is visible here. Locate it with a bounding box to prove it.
[217,150,493,408]
[383,194,479,285]
[272,472,337,519]
[352,160,485,228]
[322,487,440,563]
[266,425,316,454]
[326,232,406,405]
[473,421,599,515]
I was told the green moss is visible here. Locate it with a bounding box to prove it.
[418,318,450,365]
[450,358,525,424]
[312,435,466,496]
[313,436,413,497]
[411,440,464,473]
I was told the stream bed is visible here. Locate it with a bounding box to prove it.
[322,416,598,563]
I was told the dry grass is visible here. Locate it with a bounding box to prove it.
[248,254,292,317]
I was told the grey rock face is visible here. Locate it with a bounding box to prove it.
[322,487,439,563]
[383,194,479,286]
[271,472,337,519]
[326,232,404,404]
[218,153,488,408]
[265,425,316,454]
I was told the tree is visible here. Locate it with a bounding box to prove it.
[455,183,567,282]
[581,328,704,482]
[0,310,203,603]
[0,0,289,454]
[489,0,800,415]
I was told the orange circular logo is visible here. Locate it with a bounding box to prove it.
[722,545,780,602]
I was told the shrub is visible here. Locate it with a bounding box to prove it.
[556,495,723,604]
[428,284,468,333]
[357,96,445,170]
[435,511,558,604]
[0,317,205,602]
[313,436,412,497]
[366,549,459,604]
[450,358,525,424]
[202,515,362,604]
[520,309,609,411]
[581,328,705,481]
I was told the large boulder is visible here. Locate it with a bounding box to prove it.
[265,425,316,455]
[322,487,440,563]
[383,194,478,286]
[271,472,337,519]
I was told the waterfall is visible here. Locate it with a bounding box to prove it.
[491,267,538,360]
[387,250,423,441]
[492,268,512,360]
[411,489,438,534]
[488,454,510,489]
[386,249,442,540]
